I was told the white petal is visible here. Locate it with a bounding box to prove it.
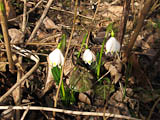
[106,37,120,54]
[49,48,64,67]
[82,49,95,65]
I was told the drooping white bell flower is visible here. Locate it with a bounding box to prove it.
[105,37,120,54]
[49,48,64,67]
[82,49,96,65]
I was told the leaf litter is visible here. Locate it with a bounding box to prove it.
[0,0,160,120]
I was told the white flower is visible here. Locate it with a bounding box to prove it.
[49,48,64,67]
[82,49,95,65]
[105,37,120,54]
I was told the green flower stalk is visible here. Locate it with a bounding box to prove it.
[96,23,114,79]
[48,43,65,99]
[77,33,88,59]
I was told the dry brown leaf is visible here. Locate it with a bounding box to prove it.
[104,60,122,84]
[78,93,91,105]
[64,59,74,76]
[8,28,24,44]
[36,29,48,39]
[45,56,55,87]
[108,90,131,117]
[43,16,60,30]
[99,3,123,21]
[0,52,7,72]
[0,62,7,72]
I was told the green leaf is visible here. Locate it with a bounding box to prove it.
[0,2,5,11]
[69,66,93,92]
[51,66,61,85]
[61,87,76,105]
[60,34,66,52]
[51,66,76,105]
[0,33,3,39]
[51,66,64,97]
[95,84,115,100]
[77,33,88,58]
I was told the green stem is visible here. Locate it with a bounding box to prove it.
[97,37,106,79]
[77,33,88,58]
[60,68,65,98]
[96,23,114,79]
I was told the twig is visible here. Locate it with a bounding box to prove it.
[8,0,43,22]
[22,0,27,33]
[0,0,15,72]
[13,56,22,120]
[53,0,78,115]
[0,42,81,47]
[0,106,141,120]
[50,6,93,20]
[86,0,101,46]
[14,1,27,119]
[27,0,54,42]
[20,105,30,120]
[26,1,93,20]
[147,96,160,120]
[0,46,39,103]
[97,67,113,82]
[110,0,120,5]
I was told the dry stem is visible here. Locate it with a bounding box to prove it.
[0,106,141,120]
[118,0,131,45]
[27,0,54,42]
[8,0,43,22]
[0,49,39,103]
[53,0,78,116]
[0,0,15,72]
[125,0,154,58]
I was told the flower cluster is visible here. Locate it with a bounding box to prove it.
[48,36,120,67]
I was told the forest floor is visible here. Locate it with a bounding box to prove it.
[0,0,160,120]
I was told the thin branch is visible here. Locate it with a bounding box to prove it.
[86,0,101,46]
[0,46,39,103]
[22,0,27,33]
[118,0,131,46]
[27,0,54,42]
[0,0,15,72]
[20,105,30,120]
[0,106,141,120]
[125,0,153,58]
[13,56,22,120]
[8,0,43,22]
[0,42,81,47]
